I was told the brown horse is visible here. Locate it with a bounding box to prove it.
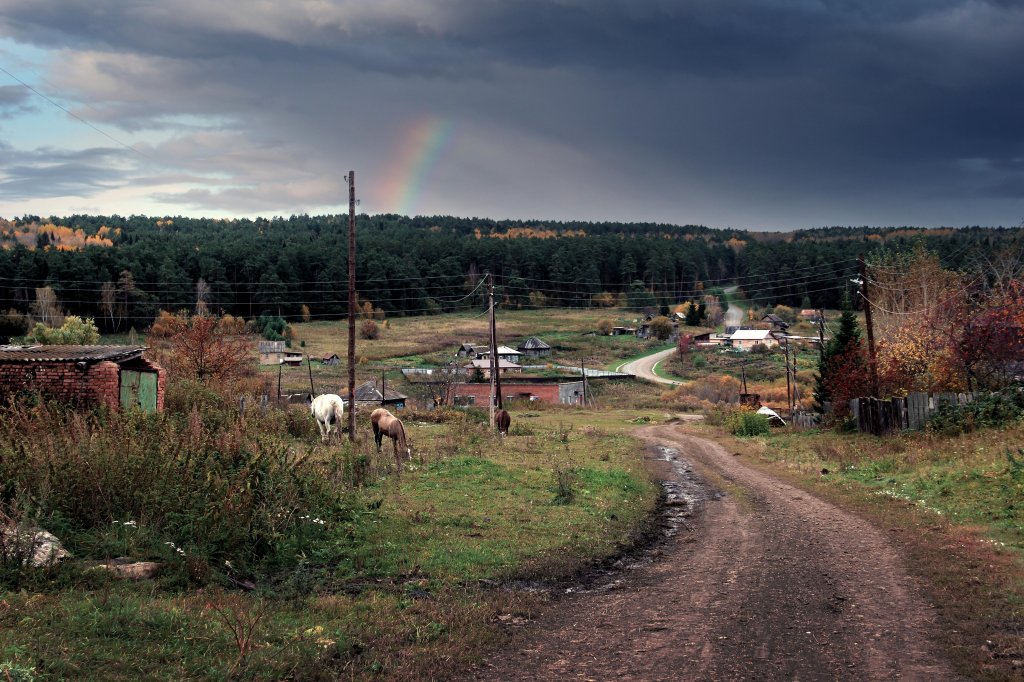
[370,408,410,469]
[495,408,511,436]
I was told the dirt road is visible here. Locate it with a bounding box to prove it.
[618,348,681,386]
[468,424,957,681]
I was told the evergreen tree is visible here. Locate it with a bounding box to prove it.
[814,293,862,412]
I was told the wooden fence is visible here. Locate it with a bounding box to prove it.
[790,411,820,430]
[848,392,977,436]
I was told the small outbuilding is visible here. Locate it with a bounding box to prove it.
[0,344,166,412]
[320,353,341,366]
[282,351,304,367]
[517,337,551,358]
[353,380,407,410]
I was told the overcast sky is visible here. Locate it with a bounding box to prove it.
[1,0,1023,230]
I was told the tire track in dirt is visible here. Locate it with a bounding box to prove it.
[465,424,959,681]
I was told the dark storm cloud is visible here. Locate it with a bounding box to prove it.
[1,0,1022,226]
[0,144,128,199]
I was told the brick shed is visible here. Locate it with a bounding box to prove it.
[0,345,166,412]
[452,381,584,406]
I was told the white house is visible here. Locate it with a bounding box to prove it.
[729,328,778,351]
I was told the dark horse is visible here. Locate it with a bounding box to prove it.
[496,408,511,436]
[370,408,410,470]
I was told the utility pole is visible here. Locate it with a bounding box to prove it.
[791,352,799,417]
[741,358,748,394]
[347,171,357,441]
[784,338,792,417]
[493,283,503,413]
[580,358,586,406]
[487,274,499,427]
[859,254,879,398]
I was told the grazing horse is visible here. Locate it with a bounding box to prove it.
[495,408,511,436]
[370,407,411,468]
[307,393,345,443]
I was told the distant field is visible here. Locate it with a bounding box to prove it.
[276,308,681,396]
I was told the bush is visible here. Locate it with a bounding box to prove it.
[927,391,1024,436]
[24,316,100,344]
[0,400,361,584]
[728,410,771,437]
[359,319,379,340]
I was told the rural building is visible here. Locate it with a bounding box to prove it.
[0,345,166,412]
[259,340,286,365]
[729,328,779,350]
[517,337,551,358]
[282,351,304,367]
[465,358,522,378]
[353,380,407,410]
[800,309,823,323]
[451,380,584,406]
[320,353,341,365]
[611,326,637,336]
[761,313,790,331]
[472,345,523,363]
[456,343,488,358]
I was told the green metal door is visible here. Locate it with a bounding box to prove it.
[120,370,158,412]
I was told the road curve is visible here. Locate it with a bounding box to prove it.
[618,347,682,386]
[467,424,957,681]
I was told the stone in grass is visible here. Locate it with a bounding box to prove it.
[0,525,71,567]
[90,558,162,580]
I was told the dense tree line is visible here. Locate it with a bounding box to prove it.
[0,214,1018,333]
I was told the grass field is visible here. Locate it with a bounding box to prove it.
[273,309,677,396]
[0,402,662,681]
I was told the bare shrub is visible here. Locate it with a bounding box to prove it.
[662,375,742,410]
[359,319,379,340]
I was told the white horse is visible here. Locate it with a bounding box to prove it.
[307,393,345,443]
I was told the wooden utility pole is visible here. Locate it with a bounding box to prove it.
[347,171,357,440]
[487,273,497,427]
[859,254,879,398]
[784,339,792,417]
[580,358,586,406]
[791,352,799,416]
[307,354,315,396]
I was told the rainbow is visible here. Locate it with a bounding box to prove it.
[382,117,456,216]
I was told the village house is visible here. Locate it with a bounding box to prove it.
[259,340,287,365]
[282,351,304,367]
[729,328,779,351]
[456,343,489,358]
[0,345,166,412]
[761,313,790,331]
[320,353,341,365]
[465,357,522,378]
[353,380,407,410]
[517,336,551,358]
[471,345,523,363]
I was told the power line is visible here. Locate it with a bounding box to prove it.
[0,64,159,166]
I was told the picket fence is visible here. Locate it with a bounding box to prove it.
[848,392,977,436]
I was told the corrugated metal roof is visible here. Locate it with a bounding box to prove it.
[0,344,147,363]
[353,380,407,401]
[519,336,551,350]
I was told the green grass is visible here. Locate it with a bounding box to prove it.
[746,425,1024,554]
[0,404,659,681]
